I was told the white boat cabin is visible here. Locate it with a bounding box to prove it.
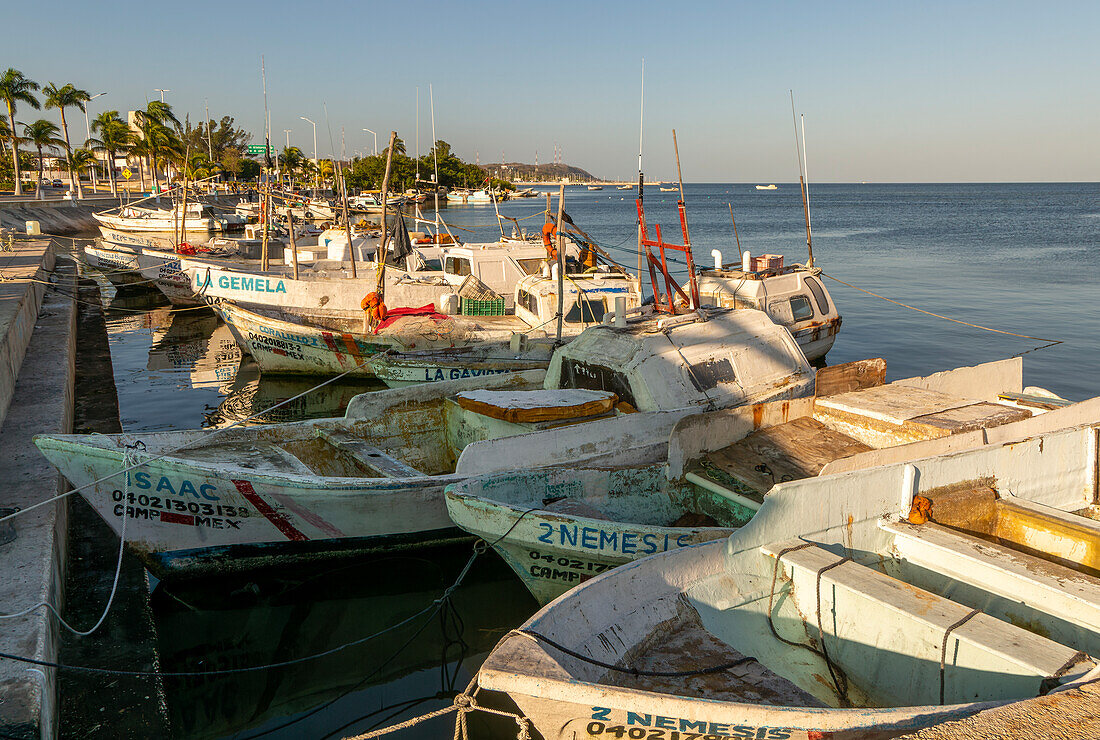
[439,240,580,306]
[697,250,841,361]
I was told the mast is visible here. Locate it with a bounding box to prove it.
[790,90,813,268]
[636,58,645,279]
[415,87,420,185]
[801,113,812,259]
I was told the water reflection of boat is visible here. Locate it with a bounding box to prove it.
[204,359,384,427]
[154,545,537,739]
[146,309,242,389]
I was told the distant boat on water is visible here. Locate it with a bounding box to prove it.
[755,184,778,190]
[659,186,678,192]
[586,185,603,191]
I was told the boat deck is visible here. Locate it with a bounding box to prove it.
[690,383,1033,498]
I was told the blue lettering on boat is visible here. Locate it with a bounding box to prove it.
[560,524,577,547]
[130,472,219,501]
[588,707,792,739]
[217,274,286,293]
[580,527,598,549]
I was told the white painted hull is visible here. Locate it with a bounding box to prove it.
[135,249,204,305]
[367,343,553,387]
[445,465,736,604]
[210,300,524,376]
[83,243,149,287]
[185,260,450,314]
[95,211,222,234]
[478,415,1100,739]
[34,434,464,578]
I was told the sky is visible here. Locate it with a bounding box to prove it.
[5,1,1099,182]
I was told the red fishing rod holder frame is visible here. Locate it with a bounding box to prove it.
[636,199,700,314]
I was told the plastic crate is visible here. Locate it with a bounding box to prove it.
[750,254,784,272]
[460,297,506,316]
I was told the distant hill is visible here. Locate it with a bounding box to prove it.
[483,162,599,183]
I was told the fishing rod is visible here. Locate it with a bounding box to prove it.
[789,90,814,267]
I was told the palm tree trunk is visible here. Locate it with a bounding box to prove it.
[7,104,22,197]
[58,107,79,197]
[107,147,117,196]
[35,144,43,200]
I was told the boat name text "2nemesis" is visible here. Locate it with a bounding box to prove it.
[211,274,288,293]
[586,708,795,739]
[537,524,692,555]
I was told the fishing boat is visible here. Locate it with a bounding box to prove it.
[616,184,633,191]
[210,268,642,376]
[446,189,492,204]
[476,406,1100,738]
[659,186,678,192]
[94,201,244,234]
[587,185,603,191]
[756,183,778,190]
[34,306,813,578]
[697,250,841,361]
[184,237,577,316]
[365,339,555,387]
[444,357,1061,603]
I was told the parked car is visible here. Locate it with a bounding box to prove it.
[51,179,64,188]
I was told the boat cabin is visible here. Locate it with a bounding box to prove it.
[439,240,579,305]
[697,250,841,361]
[512,269,640,331]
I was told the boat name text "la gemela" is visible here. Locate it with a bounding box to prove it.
[537,523,692,555]
[586,708,795,739]
[206,274,288,293]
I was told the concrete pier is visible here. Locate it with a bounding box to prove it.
[0,240,76,738]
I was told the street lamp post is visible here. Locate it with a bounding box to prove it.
[83,91,107,193]
[300,116,318,196]
[154,88,170,103]
[362,128,377,156]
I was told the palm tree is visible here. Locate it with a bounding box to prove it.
[280,146,304,180]
[86,111,132,196]
[132,101,179,194]
[22,119,63,199]
[42,82,91,197]
[0,69,40,196]
[65,148,97,191]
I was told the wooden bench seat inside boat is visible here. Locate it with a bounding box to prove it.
[761,538,1095,703]
[882,517,1100,644]
[317,429,422,478]
[815,384,1032,446]
[453,389,618,423]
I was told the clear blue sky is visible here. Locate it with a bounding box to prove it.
[7,1,1098,181]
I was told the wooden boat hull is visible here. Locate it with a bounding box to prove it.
[478,410,1100,739]
[83,242,149,287]
[33,433,466,579]
[366,343,552,387]
[94,211,222,234]
[135,249,204,305]
[445,465,740,604]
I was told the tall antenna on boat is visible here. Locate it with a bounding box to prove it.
[790,90,814,268]
[430,83,439,238]
[415,87,420,184]
[636,58,645,280]
[801,113,812,250]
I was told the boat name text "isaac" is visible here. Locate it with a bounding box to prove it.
[587,707,794,739]
[215,275,287,293]
[537,524,691,555]
[128,472,219,500]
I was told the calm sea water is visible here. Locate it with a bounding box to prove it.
[91,182,1100,738]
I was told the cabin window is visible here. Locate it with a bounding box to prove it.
[517,258,544,275]
[421,258,442,271]
[445,256,471,276]
[564,298,607,324]
[789,295,814,322]
[686,358,737,391]
[560,359,637,407]
[517,289,539,315]
[805,276,830,314]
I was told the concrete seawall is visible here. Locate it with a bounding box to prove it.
[0,195,244,236]
[0,240,76,738]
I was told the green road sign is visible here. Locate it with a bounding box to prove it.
[246,144,275,156]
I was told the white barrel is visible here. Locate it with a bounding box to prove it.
[614,296,627,328]
[437,293,460,315]
[711,249,722,270]
[742,250,751,271]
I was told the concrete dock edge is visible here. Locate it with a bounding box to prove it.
[0,247,76,740]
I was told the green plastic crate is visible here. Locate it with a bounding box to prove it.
[460,297,505,316]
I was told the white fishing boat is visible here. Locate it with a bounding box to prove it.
[697,250,841,361]
[587,185,603,191]
[444,357,1059,603]
[477,406,1100,738]
[184,237,578,316]
[94,202,244,234]
[34,307,813,578]
[365,339,555,387]
[210,268,642,376]
[446,189,492,204]
[616,184,634,190]
[756,183,778,190]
